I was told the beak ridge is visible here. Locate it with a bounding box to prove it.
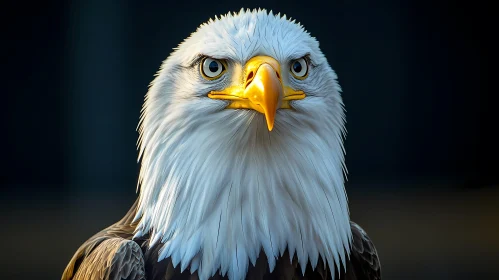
[244,63,282,131]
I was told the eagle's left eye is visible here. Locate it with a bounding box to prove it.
[201,58,226,80]
[290,58,308,79]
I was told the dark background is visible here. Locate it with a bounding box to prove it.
[2,0,497,279]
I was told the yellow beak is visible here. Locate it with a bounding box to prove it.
[208,56,305,131]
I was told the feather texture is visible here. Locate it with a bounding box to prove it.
[62,200,381,280]
[62,199,146,280]
[134,213,380,280]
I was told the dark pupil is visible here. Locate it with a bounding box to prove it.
[209,61,219,72]
[293,61,302,73]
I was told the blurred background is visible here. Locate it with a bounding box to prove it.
[2,0,497,279]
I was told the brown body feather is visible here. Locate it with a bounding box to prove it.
[62,199,381,280]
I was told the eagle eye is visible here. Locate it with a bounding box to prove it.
[290,58,308,80]
[201,57,226,80]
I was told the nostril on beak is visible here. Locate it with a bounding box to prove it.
[245,71,255,88]
[245,68,281,88]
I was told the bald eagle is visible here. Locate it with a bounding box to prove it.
[62,8,381,280]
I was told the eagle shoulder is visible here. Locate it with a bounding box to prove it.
[68,237,145,280]
[346,221,382,280]
[62,199,145,280]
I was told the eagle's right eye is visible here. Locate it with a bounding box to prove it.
[201,57,226,80]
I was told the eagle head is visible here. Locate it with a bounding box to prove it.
[134,8,351,280]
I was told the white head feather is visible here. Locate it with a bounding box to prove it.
[133,8,352,280]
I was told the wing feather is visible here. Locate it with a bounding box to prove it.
[62,198,145,280]
[71,238,145,280]
[347,221,381,280]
